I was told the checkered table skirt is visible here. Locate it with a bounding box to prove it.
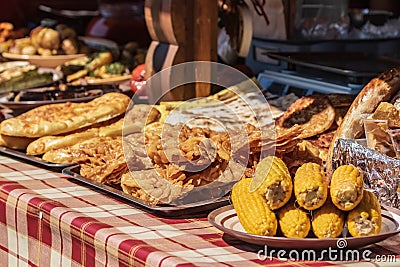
[0,155,399,267]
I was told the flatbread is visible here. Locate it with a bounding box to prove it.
[27,103,164,155]
[42,136,127,185]
[26,117,124,155]
[326,94,356,108]
[276,95,335,139]
[0,92,130,138]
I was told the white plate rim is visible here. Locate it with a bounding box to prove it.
[208,204,400,249]
[2,52,86,61]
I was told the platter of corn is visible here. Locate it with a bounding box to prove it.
[208,156,400,249]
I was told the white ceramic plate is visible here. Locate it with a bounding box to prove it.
[208,205,400,249]
[2,36,119,68]
[84,75,131,85]
[2,53,86,68]
[69,75,131,86]
[38,67,63,82]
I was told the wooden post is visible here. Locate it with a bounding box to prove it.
[144,0,218,102]
[192,0,218,98]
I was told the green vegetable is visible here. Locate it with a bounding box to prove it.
[106,62,126,75]
[0,71,53,93]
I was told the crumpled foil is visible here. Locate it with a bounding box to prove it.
[332,139,400,208]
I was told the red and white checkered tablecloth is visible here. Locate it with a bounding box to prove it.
[0,155,400,267]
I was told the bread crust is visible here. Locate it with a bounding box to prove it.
[26,118,124,155]
[0,92,130,138]
[326,67,400,176]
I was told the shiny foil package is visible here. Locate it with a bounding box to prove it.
[332,139,400,208]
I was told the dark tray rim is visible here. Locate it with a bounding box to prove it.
[62,165,230,217]
[0,146,74,170]
[265,51,400,78]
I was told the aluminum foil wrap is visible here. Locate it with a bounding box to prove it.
[332,139,400,208]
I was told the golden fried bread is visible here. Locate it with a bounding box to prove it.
[0,92,130,138]
[42,136,127,185]
[26,118,124,155]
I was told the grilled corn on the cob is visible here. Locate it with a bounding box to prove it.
[231,178,278,236]
[278,199,310,238]
[250,156,292,210]
[330,165,364,211]
[347,190,382,237]
[312,198,345,238]
[294,163,328,210]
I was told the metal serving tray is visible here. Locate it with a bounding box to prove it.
[266,52,400,78]
[62,165,231,217]
[0,146,74,171]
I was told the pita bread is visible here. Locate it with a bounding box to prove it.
[276,95,335,139]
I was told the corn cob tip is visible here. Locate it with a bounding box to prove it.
[294,162,328,211]
[347,190,382,237]
[330,165,364,211]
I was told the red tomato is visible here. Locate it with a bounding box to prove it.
[130,64,146,92]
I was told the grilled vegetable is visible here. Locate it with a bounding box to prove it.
[0,65,53,93]
[330,165,364,211]
[231,178,277,236]
[294,163,328,210]
[347,190,382,237]
[90,62,128,79]
[312,198,345,238]
[67,52,113,82]
[278,199,310,238]
[250,156,293,210]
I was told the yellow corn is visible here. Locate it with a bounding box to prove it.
[330,165,364,211]
[294,163,328,210]
[277,199,310,238]
[251,156,293,210]
[231,178,278,236]
[347,190,382,237]
[312,198,345,238]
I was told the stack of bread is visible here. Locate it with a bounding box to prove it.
[272,93,356,176]
[0,92,131,183]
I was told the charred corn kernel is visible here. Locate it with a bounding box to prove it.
[330,165,364,211]
[294,163,328,211]
[231,178,277,236]
[278,199,310,238]
[250,156,292,210]
[312,198,345,238]
[347,190,382,237]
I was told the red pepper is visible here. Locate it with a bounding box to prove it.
[130,64,146,93]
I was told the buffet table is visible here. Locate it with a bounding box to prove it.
[1,155,400,267]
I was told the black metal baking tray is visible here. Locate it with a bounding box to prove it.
[62,165,231,217]
[0,84,123,115]
[265,52,400,78]
[0,146,74,171]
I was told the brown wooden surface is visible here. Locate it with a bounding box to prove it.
[192,0,218,98]
[144,0,218,102]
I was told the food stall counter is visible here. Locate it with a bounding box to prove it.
[1,155,400,267]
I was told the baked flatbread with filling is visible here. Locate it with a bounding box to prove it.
[26,117,124,155]
[0,92,130,138]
